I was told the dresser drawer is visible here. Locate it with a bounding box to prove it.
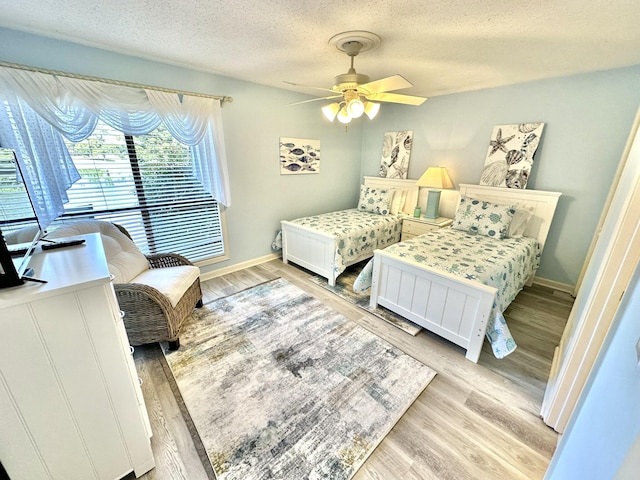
[401,217,452,241]
[403,221,439,236]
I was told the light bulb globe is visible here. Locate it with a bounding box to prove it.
[337,108,352,124]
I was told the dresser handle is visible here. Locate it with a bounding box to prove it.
[129,346,134,355]
[120,310,125,319]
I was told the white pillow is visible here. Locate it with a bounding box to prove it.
[506,207,534,238]
[390,189,407,215]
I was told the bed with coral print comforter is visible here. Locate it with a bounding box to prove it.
[374,228,541,358]
[287,209,402,279]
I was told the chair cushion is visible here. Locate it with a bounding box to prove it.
[4,225,42,244]
[131,265,200,307]
[49,221,149,284]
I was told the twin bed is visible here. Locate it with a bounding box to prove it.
[281,176,419,286]
[281,178,561,363]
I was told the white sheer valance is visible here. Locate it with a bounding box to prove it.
[0,65,231,206]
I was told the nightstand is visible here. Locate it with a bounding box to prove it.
[401,216,453,241]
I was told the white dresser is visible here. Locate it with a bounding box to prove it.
[0,233,155,479]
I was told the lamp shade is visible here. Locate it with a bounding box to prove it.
[336,107,352,124]
[321,103,341,122]
[416,166,453,219]
[364,101,380,120]
[346,98,365,118]
[416,166,454,189]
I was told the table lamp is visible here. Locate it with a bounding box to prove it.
[416,166,454,219]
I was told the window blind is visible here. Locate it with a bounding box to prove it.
[0,150,37,233]
[58,121,225,262]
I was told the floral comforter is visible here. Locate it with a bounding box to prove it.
[288,209,402,277]
[369,228,541,358]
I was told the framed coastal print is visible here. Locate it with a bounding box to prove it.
[379,131,413,179]
[480,123,545,189]
[279,137,320,175]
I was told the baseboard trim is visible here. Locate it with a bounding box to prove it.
[200,253,281,282]
[533,276,575,295]
[201,255,576,295]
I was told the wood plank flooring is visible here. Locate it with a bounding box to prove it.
[125,259,573,480]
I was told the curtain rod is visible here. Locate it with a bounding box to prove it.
[0,61,234,106]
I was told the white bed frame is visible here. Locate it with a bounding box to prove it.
[369,184,561,363]
[281,176,419,286]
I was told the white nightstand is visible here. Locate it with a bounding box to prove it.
[401,216,453,241]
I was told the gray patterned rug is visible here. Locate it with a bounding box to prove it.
[163,277,436,480]
[309,260,423,336]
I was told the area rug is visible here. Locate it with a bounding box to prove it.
[163,277,436,480]
[309,260,423,336]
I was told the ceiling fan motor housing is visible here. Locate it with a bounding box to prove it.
[333,71,371,92]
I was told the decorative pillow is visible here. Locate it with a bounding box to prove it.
[357,185,395,215]
[390,189,407,215]
[506,207,534,238]
[451,196,515,239]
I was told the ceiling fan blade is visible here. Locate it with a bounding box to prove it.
[365,92,427,106]
[357,74,413,94]
[283,81,336,94]
[289,95,342,106]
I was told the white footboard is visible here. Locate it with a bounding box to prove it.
[369,250,497,363]
[281,220,339,285]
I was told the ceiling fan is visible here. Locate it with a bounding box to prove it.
[285,31,427,124]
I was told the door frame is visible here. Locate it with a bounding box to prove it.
[541,108,640,432]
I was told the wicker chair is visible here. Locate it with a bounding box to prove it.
[48,220,202,350]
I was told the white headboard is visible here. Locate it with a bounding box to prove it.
[458,184,562,253]
[363,176,419,216]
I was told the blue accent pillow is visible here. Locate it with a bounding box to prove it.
[451,196,516,239]
[357,185,395,215]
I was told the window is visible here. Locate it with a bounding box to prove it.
[57,121,225,262]
[0,150,32,229]
[1,68,230,264]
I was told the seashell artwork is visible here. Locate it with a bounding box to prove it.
[380,131,413,179]
[480,123,544,189]
[279,137,320,175]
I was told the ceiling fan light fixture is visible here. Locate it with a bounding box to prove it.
[347,98,365,118]
[337,107,352,124]
[364,101,380,120]
[321,103,341,122]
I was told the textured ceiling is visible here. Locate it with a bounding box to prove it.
[1,0,640,99]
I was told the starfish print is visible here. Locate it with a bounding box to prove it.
[488,128,515,156]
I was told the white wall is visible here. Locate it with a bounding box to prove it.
[360,69,640,285]
[545,262,640,479]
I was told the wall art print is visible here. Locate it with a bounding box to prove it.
[480,123,545,189]
[279,137,320,175]
[379,131,413,179]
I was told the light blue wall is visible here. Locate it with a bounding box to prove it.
[545,262,640,479]
[0,28,364,277]
[2,27,640,285]
[361,68,640,285]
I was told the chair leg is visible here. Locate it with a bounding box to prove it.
[196,299,203,308]
[168,339,180,350]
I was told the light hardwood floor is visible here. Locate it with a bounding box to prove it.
[126,259,572,480]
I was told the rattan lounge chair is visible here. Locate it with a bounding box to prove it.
[48,220,202,350]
